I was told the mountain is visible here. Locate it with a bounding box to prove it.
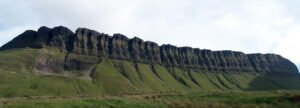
[0,26,299,97]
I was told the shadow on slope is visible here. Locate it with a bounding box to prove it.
[245,74,300,91]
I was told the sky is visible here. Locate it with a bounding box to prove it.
[0,0,300,70]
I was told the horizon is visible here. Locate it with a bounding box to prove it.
[0,0,299,70]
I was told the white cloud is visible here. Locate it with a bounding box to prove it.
[273,25,300,67]
[0,0,299,69]
[213,13,242,29]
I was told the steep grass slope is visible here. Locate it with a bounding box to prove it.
[0,47,300,97]
[0,48,100,97]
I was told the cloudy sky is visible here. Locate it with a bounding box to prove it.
[0,0,299,69]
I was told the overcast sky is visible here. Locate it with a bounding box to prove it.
[0,0,299,70]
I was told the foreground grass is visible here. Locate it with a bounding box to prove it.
[1,91,300,108]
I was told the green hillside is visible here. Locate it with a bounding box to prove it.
[0,47,300,97]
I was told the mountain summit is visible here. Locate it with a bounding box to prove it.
[0,26,299,96]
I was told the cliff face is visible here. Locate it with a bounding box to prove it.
[1,26,298,75]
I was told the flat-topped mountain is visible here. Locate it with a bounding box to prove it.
[1,26,298,75]
[0,26,299,97]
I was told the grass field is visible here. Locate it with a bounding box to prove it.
[1,91,300,108]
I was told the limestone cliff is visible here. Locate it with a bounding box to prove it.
[1,26,298,75]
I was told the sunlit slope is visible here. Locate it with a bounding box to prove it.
[0,47,300,97]
[0,48,100,97]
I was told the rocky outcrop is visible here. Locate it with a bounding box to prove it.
[1,26,298,75]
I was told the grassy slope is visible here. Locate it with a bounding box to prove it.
[0,70,100,97]
[0,48,101,97]
[92,58,135,93]
[0,48,38,75]
[0,48,300,97]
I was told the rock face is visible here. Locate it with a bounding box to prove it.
[1,26,298,75]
